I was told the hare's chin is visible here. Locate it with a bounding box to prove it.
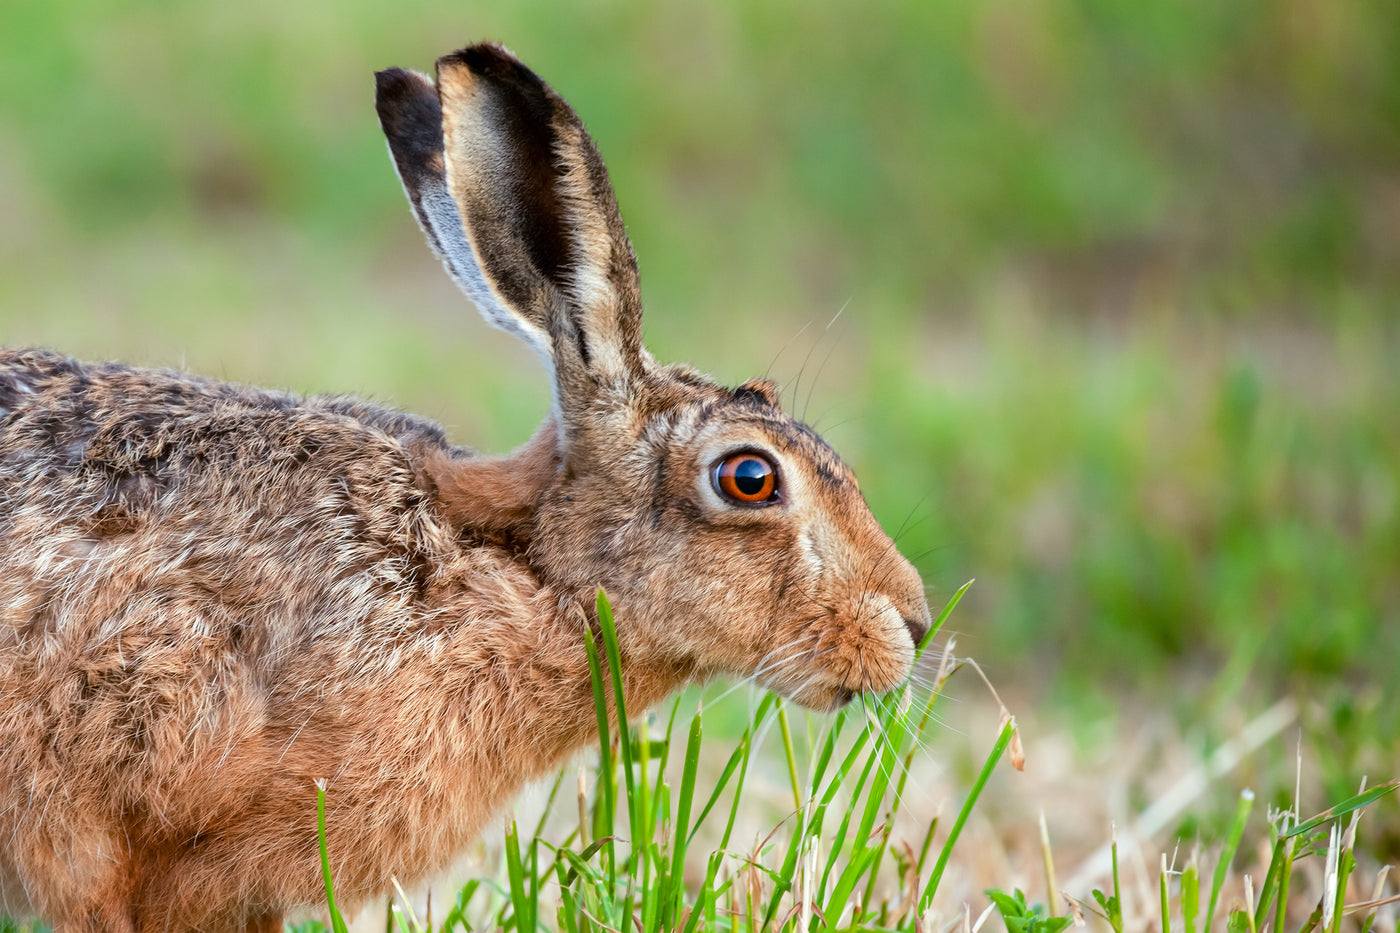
[776,681,861,713]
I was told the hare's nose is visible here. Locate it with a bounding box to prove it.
[897,591,933,648]
[903,616,929,648]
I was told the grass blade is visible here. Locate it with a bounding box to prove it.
[917,579,973,659]
[817,750,879,901]
[1284,781,1399,839]
[583,624,616,884]
[1251,836,1286,931]
[669,709,704,928]
[1207,789,1255,932]
[777,704,804,814]
[1182,859,1200,933]
[719,696,775,854]
[315,781,349,933]
[1160,855,1172,933]
[504,819,533,933]
[595,591,642,858]
[823,845,882,927]
[686,735,749,847]
[1273,836,1295,933]
[918,716,1017,913]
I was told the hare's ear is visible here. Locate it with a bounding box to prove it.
[375,44,647,389]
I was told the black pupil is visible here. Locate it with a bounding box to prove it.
[733,457,770,496]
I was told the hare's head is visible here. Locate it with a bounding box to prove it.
[377,44,930,711]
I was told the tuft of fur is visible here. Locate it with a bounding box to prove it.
[0,43,930,933]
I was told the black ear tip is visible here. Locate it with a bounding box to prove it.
[375,67,424,102]
[374,68,440,137]
[443,41,517,70]
[437,42,547,91]
[734,378,782,408]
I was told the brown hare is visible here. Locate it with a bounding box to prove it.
[0,43,931,933]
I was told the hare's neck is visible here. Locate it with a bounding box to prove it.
[309,590,693,905]
[468,596,694,777]
[418,418,560,545]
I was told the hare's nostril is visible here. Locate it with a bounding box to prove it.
[903,617,929,648]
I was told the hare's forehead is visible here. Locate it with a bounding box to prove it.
[652,399,857,489]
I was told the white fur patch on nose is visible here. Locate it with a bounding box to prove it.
[863,593,905,635]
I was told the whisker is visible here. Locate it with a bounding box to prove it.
[704,633,828,708]
[752,629,823,674]
[858,648,903,791]
[890,495,930,545]
[800,336,842,424]
[762,318,815,385]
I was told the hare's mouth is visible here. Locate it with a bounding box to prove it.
[769,677,868,713]
[834,687,857,708]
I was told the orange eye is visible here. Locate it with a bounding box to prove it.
[713,452,779,505]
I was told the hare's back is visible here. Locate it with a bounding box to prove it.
[0,348,467,657]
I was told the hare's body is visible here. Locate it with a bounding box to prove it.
[0,348,684,930]
[0,44,932,933]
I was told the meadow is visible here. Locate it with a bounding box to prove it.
[1,0,1397,929]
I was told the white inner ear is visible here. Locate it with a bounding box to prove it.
[415,180,556,375]
[566,248,625,380]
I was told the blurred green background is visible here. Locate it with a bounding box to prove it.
[2,0,1397,759]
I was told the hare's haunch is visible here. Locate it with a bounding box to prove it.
[0,43,930,933]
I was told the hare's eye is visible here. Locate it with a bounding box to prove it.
[713,452,779,506]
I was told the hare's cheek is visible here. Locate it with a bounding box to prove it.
[795,529,821,577]
[790,529,833,605]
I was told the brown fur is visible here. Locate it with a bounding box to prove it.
[0,43,930,933]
